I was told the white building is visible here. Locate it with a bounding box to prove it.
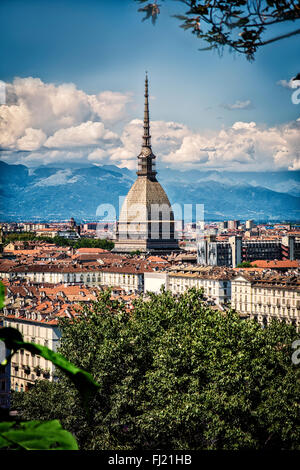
[0,263,145,294]
[231,274,300,327]
[2,314,61,392]
[144,267,233,307]
[144,272,168,294]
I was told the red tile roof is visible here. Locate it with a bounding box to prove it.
[250,260,300,269]
[76,248,109,254]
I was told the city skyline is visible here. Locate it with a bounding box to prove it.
[0,1,300,454]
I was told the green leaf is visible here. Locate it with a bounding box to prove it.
[0,327,100,412]
[0,420,78,450]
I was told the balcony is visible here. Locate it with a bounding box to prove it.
[34,366,41,376]
[23,365,31,375]
[43,369,50,379]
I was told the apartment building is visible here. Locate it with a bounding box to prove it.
[231,274,300,327]
[2,314,61,392]
[168,268,233,307]
[144,266,234,307]
[197,236,242,267]
[0,262,147,293]
[197,235,297,267]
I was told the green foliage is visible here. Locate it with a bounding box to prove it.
[237,261,253,268]
[0,420,78,450]
[3,232,37,244]
[11,288,300,450]
[135,1,300,60]
[70,237,114,250]
[0,281,4,309]
[0,327,100,413]
[3,232,114,250]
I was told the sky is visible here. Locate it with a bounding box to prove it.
[0,0,299,172]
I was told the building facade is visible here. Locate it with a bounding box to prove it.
[231,274,300,327]
[197,235,297,267]
[2,315,61,392]
[0,264,145,294]
[144,267,233,307]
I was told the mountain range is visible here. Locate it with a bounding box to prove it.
[0,160,299,223]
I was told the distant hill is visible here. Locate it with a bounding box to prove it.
[0,160,299,222]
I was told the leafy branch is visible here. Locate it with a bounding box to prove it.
[0,420,78,450]
[135,0,300,60]
[0,327,100,413]
[0,281,100,450]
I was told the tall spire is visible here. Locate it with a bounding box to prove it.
[143,72,151,148]
[137,72,157,181]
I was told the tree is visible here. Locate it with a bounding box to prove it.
[237,261,255,267]
[3,232,114,251]
[11,288,300,450]
[135,0,300,60]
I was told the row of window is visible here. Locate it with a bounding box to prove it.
[5,321,51,339]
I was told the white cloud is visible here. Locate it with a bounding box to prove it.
[289,159,300,171]
[1,77,299,172]
[161,120,300,171]
[221,100,252,110]
[89,91,133,122]
[0,77,131,155]
[17,128,47,151]
[231,121,256,131]
[276,78,300,89]
[163,134,209,164]
[88,148,108,162]
[45,121,118,148]
[108,119,191,167]
[4,149,87,167]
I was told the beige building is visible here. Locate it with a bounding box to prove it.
[168,270,232,307]
[144,266,233,307]
[2,314,60,392]
[0,263,145,294]
[231,274,300,327]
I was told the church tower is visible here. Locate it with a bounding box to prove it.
[113,74,179,253]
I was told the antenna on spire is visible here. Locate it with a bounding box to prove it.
[143,72,151,148]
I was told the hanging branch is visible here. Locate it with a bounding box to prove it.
[135,0,300,60]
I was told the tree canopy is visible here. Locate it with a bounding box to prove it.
[11,288,300,450]
[135,0,300,60]
[3,232,114,251]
